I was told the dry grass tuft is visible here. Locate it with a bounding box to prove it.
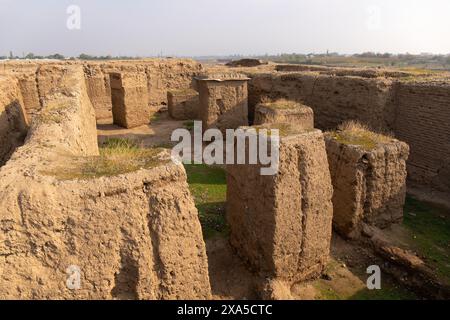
[45,138,167,180]
[253,122,312,137]
[263,99,302,110]
[330,120,393,150]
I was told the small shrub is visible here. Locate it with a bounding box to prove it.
[149,113,161,123]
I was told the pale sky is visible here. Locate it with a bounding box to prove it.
[1,0,449,57]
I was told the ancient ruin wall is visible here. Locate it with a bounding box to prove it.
[0,65,211,299]
[325,137,409,238]
[84,59,203,120]
[247,71,450,200]
[0,76,28,166]
[1,59,203,121]
[0,61,41,119]
[168,89,199,120]
[247,72,396,130]
[227,129,333,283]
[197,76,249,132]
[110,71,150,128]
[394,82,450,195]
[83,63,113,120]
[254,101,314,130]
[275,64,411,78]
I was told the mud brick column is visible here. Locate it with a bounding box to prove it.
[226,124,334,284]
[110,72,150,129]
[167,89,199,120]
[325,134,410,238]
[254,100,314,130]
[196,73,249,133]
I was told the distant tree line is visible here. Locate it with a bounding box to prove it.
[253,52,450,70]
[77,53,141,60]
[0,52,142,61]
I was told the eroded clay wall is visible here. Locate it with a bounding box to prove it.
[394,82,450,194]
[84,59,203,120]
[1,59,203,121]
[0,61,41,119]
[227,129,333,283]
[325,136,409,238]
[0,64,211,299]
[247,72,396,130]
[247,71,450,199]
[84,63,113,120]
[0,75,28,166]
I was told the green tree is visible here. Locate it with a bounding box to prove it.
[47,53,65,60]
[78,53,93,60]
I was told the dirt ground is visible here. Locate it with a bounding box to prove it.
[97,111,185,148]
[206,233,416,300]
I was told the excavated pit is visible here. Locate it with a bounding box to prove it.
[1,59,450,300]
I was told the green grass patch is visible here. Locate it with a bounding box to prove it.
[350,285,417,300]
[403,195,450,284]
[183,120,195,131]
[313,282,342,300]
[149,112,162,123]
[184,163,228,239]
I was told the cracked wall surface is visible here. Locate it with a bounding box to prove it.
[325,136,409,238]
[226,127,333,284]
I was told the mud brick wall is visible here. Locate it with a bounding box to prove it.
[247,72,396,130]
[110,72,150,129]
[0,60,203,121]
[227,128,333,283]
[17,72,41,118]
[394,82,450,194]
[0,65,211,299]
[0,76,28,166]
[325,137,410,238]
[84,63,113,120]
[247,71,450,199]
[83,59,203,120]
[254,102,314,130]
[167,89,199,120]
[0,62,41,119]
[197,79,249,132]
[275,64,411,79]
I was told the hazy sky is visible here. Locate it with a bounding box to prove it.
[1,0,449,57]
